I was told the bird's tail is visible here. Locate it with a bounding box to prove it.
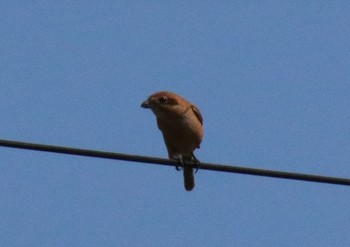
[183,166,195,191]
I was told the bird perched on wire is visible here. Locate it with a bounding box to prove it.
[141,91,203,191]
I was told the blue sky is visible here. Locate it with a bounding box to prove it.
[1,1,350,246]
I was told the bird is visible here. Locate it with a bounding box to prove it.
[141,91,203,191]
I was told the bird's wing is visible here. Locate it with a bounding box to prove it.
[191,105,203,125]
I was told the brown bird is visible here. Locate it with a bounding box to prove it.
[141,91,203,191]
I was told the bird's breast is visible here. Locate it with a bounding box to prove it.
[157,116,203,152]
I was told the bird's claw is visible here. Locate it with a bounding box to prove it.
[174,154,200,173]
[175,165,182,171]
[173,154,184,171]
[191,154,200,173]
[173,153,200,172]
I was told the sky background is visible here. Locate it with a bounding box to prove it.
[1,1,350,246]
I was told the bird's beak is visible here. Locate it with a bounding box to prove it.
[141,99,151,108]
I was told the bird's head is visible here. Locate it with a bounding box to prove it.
[141,91,184,117]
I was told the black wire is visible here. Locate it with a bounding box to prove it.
[1,138,350,186]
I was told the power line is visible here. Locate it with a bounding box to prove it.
[0,138,349,186]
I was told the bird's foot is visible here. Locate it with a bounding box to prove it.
[173,154,184,171]
[191,154,200,173]
[173,154,200,172]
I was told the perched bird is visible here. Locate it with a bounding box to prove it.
[141,91,203,191]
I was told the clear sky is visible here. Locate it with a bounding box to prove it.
[1,1,350,246]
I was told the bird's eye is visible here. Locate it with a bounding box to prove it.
[158,96,168,104]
